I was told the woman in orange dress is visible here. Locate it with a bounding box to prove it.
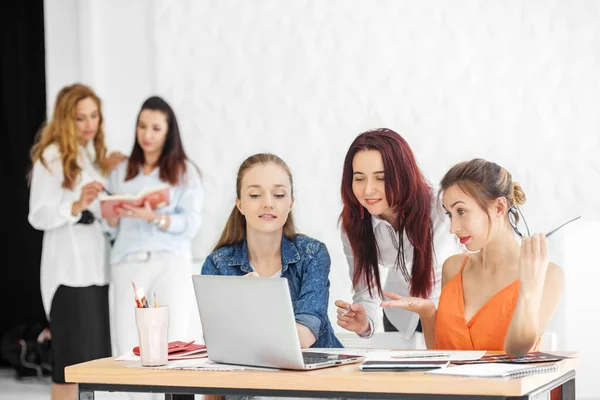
[381,158,564,357]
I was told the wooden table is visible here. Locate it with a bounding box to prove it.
[65,352,577,400]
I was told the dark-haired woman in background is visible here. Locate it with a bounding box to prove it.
[335,128,462,349]
[105,96,204,361]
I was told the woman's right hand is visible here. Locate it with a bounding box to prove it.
[334,300,370,334]
[72,181,104,215]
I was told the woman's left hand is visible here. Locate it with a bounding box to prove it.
[518,232,550,295]
[118,201,156,222]
[381,291,436,317]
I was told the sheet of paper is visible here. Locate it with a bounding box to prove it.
[124,358,277,371]
[116,351,140,361]
[364,350,486,362]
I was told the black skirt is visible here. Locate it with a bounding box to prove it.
[49,284,111,384]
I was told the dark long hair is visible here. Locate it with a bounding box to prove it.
[340,128,435,299]
[125,96,191,184]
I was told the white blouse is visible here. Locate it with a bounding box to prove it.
[28,143,109,319]
[342,200,463,340]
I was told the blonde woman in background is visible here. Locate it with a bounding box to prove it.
[28,83,125,400]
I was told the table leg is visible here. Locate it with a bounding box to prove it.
[560,378,575,400]
[78,389,95,400]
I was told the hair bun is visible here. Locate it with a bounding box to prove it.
[512,181,526,206]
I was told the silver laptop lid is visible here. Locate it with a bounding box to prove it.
[192,275,305,369]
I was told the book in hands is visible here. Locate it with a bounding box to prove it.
[100,184,170,219]
[132,340,207,360]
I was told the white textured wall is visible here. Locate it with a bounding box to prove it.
[45,0,600,397]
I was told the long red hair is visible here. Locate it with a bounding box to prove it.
[340,128,434,299]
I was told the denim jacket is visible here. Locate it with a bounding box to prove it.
[201,235,343,348]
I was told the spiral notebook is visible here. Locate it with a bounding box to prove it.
[427,362,558,379]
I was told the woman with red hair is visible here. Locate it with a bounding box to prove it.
[335,128,462,349]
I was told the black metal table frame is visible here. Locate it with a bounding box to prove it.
[78,370,575,400]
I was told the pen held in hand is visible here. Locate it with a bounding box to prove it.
[340,306,351,317]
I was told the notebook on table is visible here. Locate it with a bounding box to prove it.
[132,340,207,360]
[360,360,450,372]
[427,362,559,379]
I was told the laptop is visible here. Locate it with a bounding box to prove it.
[192,275,364,370]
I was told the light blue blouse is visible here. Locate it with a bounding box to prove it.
[105,160,204,264]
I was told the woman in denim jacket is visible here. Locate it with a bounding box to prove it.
[202,153,342,348]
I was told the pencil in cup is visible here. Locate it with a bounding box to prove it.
[132,282,143,308]
[132,281,149,308]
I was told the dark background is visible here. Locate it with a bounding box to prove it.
[0,0,48,364]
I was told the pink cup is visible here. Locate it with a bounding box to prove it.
[135,306,169,366]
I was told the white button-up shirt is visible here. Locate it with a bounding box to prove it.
[28,143,109,318]
[342,200,463,340]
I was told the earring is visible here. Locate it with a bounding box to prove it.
[360,206,364,220]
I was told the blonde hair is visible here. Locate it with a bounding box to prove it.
[439,158,526,223]
[30,83,108,189]
[213,153,297,251]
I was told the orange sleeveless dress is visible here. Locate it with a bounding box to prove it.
[435,255,540,351]
[435,255,559,397]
